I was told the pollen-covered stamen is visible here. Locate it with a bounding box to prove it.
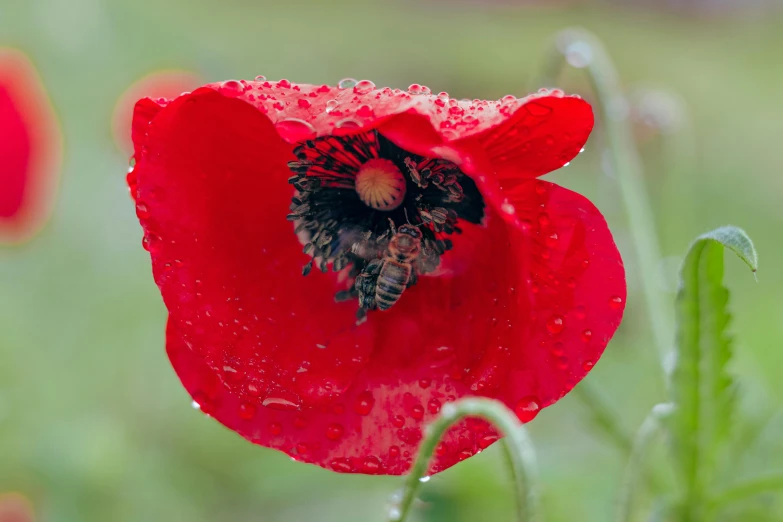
[355,158,406,211]
[286,130,485,311]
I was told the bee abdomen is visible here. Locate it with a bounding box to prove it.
[376,261,411,310]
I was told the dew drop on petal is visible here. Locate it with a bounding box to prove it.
[326,423,344,440]
[609,295,624,310]
[514,396,541,422]
[325,100,338,113]
[330,458,354,472]
[354,391,375,415]
[262,396,301,411]
[275,118,317,144]
[501,201,516,215]
[583,360,595,371]
[238,402,256,420]
[254,75,266,81]
[297,98,311,109]
[361,456,382,474]
[191,400,201,410]
[546,315,564,335]
[353,80,376,94]
[356,104,374,117]
[427,399,441,414]
[268,422,283,435]
[410,405,424,420]
[219,80,244,97]
[338,78,357,89]
[581,329,592,343]
[419,476,431,483]
[277,79,291,88]
[479,433,499,449]
[391,415,405,428]
[335,118,362,130]
[135,202,150,219]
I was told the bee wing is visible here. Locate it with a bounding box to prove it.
[348,232,390,261]
[415,244,440,274]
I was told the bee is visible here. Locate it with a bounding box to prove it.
[355,222,423,312]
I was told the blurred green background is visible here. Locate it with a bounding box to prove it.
[1,0,782,520]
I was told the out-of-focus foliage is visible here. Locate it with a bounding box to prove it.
[0,1,782,521]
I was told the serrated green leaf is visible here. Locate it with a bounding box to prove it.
[670,226,757,521]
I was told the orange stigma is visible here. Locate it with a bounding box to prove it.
[355,159,407,211]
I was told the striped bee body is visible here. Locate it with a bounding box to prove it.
[376,260,413,310]
[356,223,423,314]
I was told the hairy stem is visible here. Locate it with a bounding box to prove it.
[708,474,783,513]
[616,404,673,522]
[392,398,540,522]
[538,28,672,377]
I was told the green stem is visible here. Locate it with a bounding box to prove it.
[392,398,540,522]
[616,403,673,522]
[574,382,633,455]
[538,28,673,378]
[708,474,783,513]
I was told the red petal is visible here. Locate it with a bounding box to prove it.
[112,70,201,155]
[477,92,594,187]
[0,49,61,243]
[134,81,622,475]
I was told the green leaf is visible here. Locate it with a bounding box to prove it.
[670,226,758,521]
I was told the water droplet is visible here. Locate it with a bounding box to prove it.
[389,446,401,458]
[246,382,261,396]
[391,415,405,428]
[329,457,354,472]
[514,396,541,422]
[388,506,402,521]
[427,399,441,414]
[407,84,430,95]
[135,202,150,219]
[338,78,357,89]
[262,396,301,411]
[238,402,256,420]
[277,79,291,88]
[353,80,376,94]
[354,391,375,415]
[609,295,624,310]
[564,41,593,68]
[254,75,266,81]
[580,329,592,343]
[545,232,559,247]
[410,405,424,420]
[219,80,244,97]
[546,315,564,335]
[537,212,550,227]
[335,118,362,130]
[361,456,381,474]
[582,360,595,371]
[275,118,317,144]
[191,401,200,410]
[326,423,344,440]
[478,433,499,449]
[268,422,282,435]
[356,104,374,117]
[419,476,431,483]
[501,201,516,215]
[297,98,311,109]
[418,378,431,389]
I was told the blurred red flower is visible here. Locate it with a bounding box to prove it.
[0,493,35,522]
[0,49,61,244]
[112,70,200,155]
[129,78,625,475]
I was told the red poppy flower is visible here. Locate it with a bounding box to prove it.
[112,70,201,155]
[0,48,61,244]
[130,78,625,475]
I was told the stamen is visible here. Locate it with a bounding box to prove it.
[355,159,407,211]
[285,130,485,314]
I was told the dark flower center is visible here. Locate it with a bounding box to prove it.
[286,130,485,316]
